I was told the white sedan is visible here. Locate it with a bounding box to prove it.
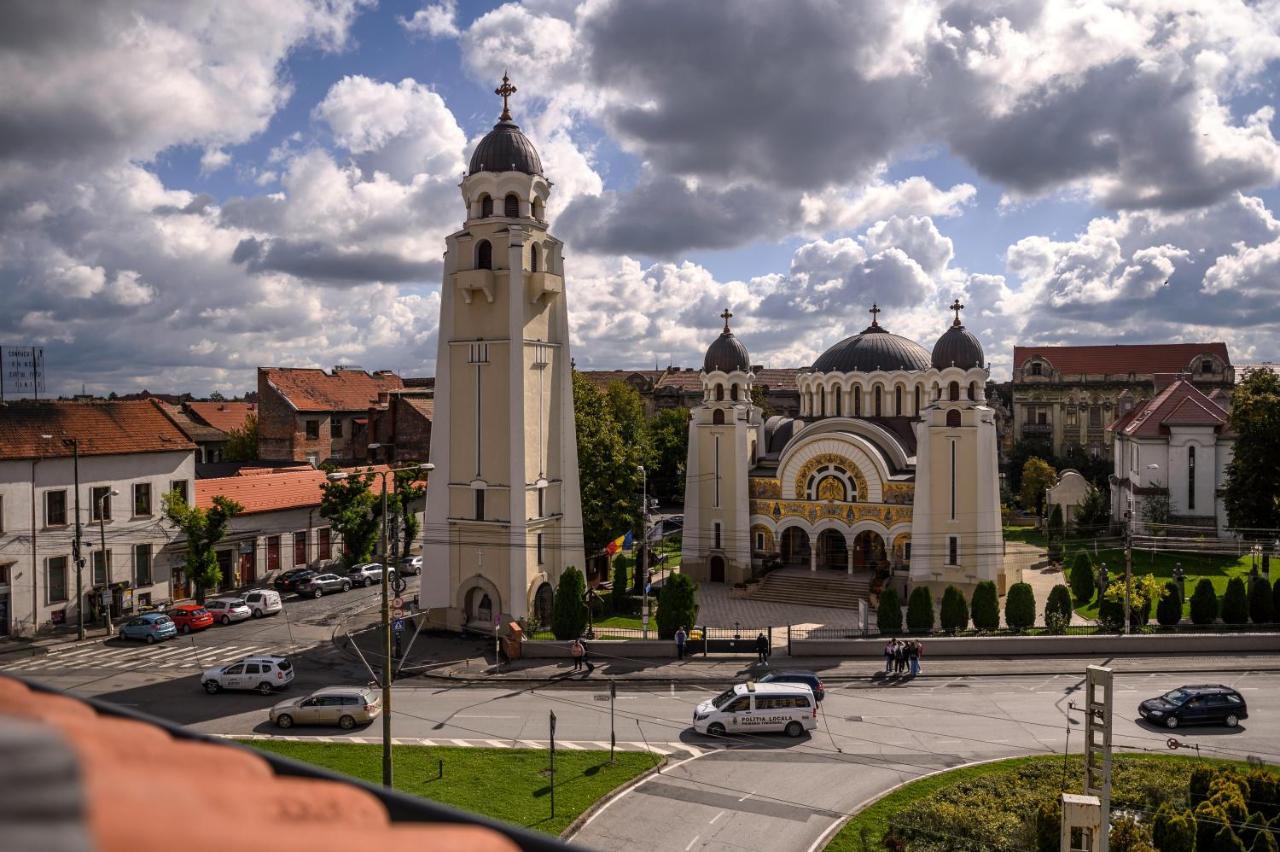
[205,597,252,625]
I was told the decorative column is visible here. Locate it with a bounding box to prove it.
[847,542,854,575]
[809,544,817,572]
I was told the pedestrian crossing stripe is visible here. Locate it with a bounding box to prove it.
[215,734,710,756]
[0,640,328,673]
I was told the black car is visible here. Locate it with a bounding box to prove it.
[1139,684,1248,729]
[273,569,312,592]
[277,570,319,594]
[755,670,825,702]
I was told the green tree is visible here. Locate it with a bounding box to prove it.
[1222,577,1249,624]
[1005,582,1036,631]
[1249,575,1276,624]
[939,585,969,632]
[1033,799,1060,852]
[223,411,258,461]
[1006,437,1052,499]
[552,566,588,640]
[1224,367,1280,533]
[1047,503,1065,560]
[1020,457,1058,515]
[971,581,999,631]
[574,373,647,555]
[1273,577,1280,626]
[610,558,629,615]
[647,407,689,504]
[1110,813,1156,852]
[1045,585,1073,632]
[1069,551,1096,604]
[877,587,902,635]
[162,490,243,603]
[393,468,425,560]
[318,468,383,568]
[1156,581,1183,626]
[1074,484,1111,535]
[1151,804,1196,852]
[906,585,934,632]
[1142,491,1172,529]
[749,384,776,419]
[656,573,698,640]
[1098,595,1126,632]
[1190,578,1220,625]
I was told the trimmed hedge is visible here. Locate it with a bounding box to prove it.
[1221,577,1249,625]
[552,566,588,640]
[1156,581,1183,627]
[1190,579,1219,625]
[1045,585,1072,632]
[877,587,903,635]
[1249,576,1275,624]
[1004,582,1036,631]
[971,581,1000,631]
[1069,551,1095,604]
[906,585,935,632]
[940,585,969,632]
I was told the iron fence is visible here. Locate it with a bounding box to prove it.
[791,622,1280,640]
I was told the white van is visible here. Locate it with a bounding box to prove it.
[693,682,817,738]
[243,588,283,618]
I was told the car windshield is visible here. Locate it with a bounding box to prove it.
[1162,689,1192,704]
[153,616,171,624]
[712,688,739,709]
[193,609,208,617]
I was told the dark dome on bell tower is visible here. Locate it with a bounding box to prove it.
[467,72,543,176]
[931,299,985,369]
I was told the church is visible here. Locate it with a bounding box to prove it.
[680,304,1012,598]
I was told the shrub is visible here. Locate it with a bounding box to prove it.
[1190,579,1220,625]
[1033,800,1059,852]
[906,585,934,633]
[656,573,698,640]
[1156,581,1183,626]
[1047,504,1065,560]
[1098,595,1126,632]
[877,587,902,635]
[1221,577,1249,625]
[1110,813,1156,852]
[940,585,969,632]
[610,559,629,615]
[551,566,588,640]
[971,581,999,631]
[1046,585,1073,622]
[1274,578,1280,625]
[1152,804,1196,852]
[1249,576,1275,624]
[1069,551,1095,604]
[1005,582,1036,631]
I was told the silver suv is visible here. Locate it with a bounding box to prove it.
[347,563,395,588]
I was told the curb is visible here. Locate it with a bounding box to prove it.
[560,752,670,840]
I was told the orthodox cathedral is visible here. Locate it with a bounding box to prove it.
[680,304,1012,597]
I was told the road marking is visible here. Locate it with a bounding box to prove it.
[559,741,585,750]
[685,836,700,851]
[419,738,437,746]
[709,811,725,825]
[738,790,754,803]
[449,738,473,747]
[518,740,543,749]
[671,743,705,756]
[483,740,511,748]
[455,714,520,719]
[588,741,611,749]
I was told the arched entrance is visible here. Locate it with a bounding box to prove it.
[533,583,553,627]
[816,529,848,570]
[465,587,495,625]
[709,555,726,583]
[852,530,887,571]
[780,527,811,568]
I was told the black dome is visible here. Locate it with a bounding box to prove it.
[931,323,985,369]
[812,323,931,373]
[704,330,750,373]
[468,119,543,176]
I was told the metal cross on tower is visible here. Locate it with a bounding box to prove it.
[950,298,965,325]
[720,308,733,332]
[868,303,881,326]
[495,71,517,121]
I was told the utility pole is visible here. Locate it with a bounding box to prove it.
[97,489,117,636]
[1084,665,1114,852]
[66,438,85,641]
[1122,511,1132,635]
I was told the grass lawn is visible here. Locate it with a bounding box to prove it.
[247,741,657,837]
[826,753,1259,852]
[1002,525,1048,547]
[1065,543,1256,619]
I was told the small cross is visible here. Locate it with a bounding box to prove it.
[720,308,733,332]
[495,71,517,121]
[950,298,965,325]
[869,303,881,326]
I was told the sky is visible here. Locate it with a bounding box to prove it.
[3,0,1280,398]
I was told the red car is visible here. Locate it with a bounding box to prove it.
[168,604,214,635]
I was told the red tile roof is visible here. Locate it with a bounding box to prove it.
[1113,378,1228,438]
[261,368,403,412]
[157,402,225,444]
[196,465,419,514]
[400,396,434,420]
[186,401,255,434]
[1013,342,1230,376]
[0,400,196,461]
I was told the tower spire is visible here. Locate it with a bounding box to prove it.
[495,71,517,121]
[720,307,733,333]
[949,298,965,327]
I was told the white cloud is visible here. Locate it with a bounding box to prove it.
[200,147,232,174]
[399,1,460,39]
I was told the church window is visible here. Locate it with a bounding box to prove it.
[713,522,722,550]
[1188,446,1196,511]
[1066,408,1078,427]
[914,386,921,415]
[874,386,882,417]
[950,440,957,521]
[947,536,958,565]
[530,243,539,273]
[713,436,721,508]
[537,485,545,517]
[968,382,976,401]
[715,384,724,401]
[948,381,960,402]
[854,387,862,417]
[504,193,520,217]
[819,386,826,416]
[1037,410,1047,425]
[475,488,485,521]
[895,386,902,416]
[479,194,493,218]
[731,384,739,401]
[1031,362,1042,376]
[712,409,725,425]
[834,387,842,416]
[947,409,961,428]
[476,240,492,270]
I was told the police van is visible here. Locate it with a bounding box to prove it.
[692,681,817,738]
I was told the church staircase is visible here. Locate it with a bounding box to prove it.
[747,569,870,610]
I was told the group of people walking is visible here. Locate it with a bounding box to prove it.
[883,638,923,676]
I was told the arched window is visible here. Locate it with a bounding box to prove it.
[530,243,539,273]
[948,381,960,401]
[819,386,826,417]
[967,381,976,401]
[715,384,725,401]
[504,193,520,218]
[532,197,545,220]
[874,385,882,417]
[475,240,492,270]
[479,194,493,218]
[895,386,903,416]
[914,386,921,415]
[730,384,739,401]
[712,409,725,425]
[835,387,842,416]
[947,409,961,428]
[1187,445,1196,511]
[854,387,862,417]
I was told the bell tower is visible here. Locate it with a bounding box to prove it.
[422,75,585,629]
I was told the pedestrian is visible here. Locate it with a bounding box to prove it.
[675,625,688,661]
[883,638,894,673]
[581,641,596,676]
[907,640,920,677]
[755,632,770,665]
[570,638,584,672]
[914,639,924,675]
[893,640,905,674]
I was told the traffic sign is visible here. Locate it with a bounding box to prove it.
[392,607,404,618]
[393,596,404,609]
[393,618,405,632]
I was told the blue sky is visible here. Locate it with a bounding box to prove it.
[3,0,1280,397]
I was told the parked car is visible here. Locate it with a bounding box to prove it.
[300,573,351,598]
[202,655,295,695]
[119,613,178,644]
[273,569,314,593]
[399,555,422,576]
[205,597,252,625]
[693,682,816,738]
[755,670,826,702]
[167,604,214,635]
[1139,685,1248,729]
[243,588,283,618]
[347,563,395,588]
[270,686,382,730]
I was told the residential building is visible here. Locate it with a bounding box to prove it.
[366,389,434,463]
[0,400,196,636]
[158,400,255,468]
[257,367,403,466]
[1011,343,1233,459]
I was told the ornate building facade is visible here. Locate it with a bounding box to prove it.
[682,303,1013,597]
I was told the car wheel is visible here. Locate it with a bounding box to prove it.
[203,681,220,695]
[339,715,356,730]
[275,714,294,729]
[1165,716,1179,729]
[313,589,323,599]
[1226,714,1239,728]
[220,615,230,625]
[785,721,804,738]
[145,634,156,645]
[257,682,274,696]
[707,723,726,737]
[341,582,351,592]
[251,609,262,619]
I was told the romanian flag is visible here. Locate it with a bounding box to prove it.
[604,531,634,556]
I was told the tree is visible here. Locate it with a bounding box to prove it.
[1074,484,1110,536]
[1005,582,1036,631]
[1249,576,1276,624]
[1069,551,1096,604]
[552,566,588,640]
[1033,800,1060,852]
[647,407,689,505]
[610,558,629,615]
[906,585,934,632]
[1110,813,1156,852]
[971,581,1000,631]
[1006,437,1052,499]
[877,587,902,635]
[223,411,258,461]
[749,384,776,419]
[1019,457,1057,515]
[162,490,243,603]
[1045,585,1073,632]
[1098,595,1126,632]
[939,585,969,632]
[574,373,648,555]
[1156,581,1183,626]
[1273,578,1280,625]
[1222,577,1249,624]
[1046,504,1064,560]
[656,573,698,640]
[1142,491,1171,530]
[1224,367,1280,534]
[1190,578,1220,625]
[1151,804,1196,852]
[318,468,383,568]
[393,468,425,560]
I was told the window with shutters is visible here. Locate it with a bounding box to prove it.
[504,193,519,217]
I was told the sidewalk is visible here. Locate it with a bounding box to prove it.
[0,625,116,658]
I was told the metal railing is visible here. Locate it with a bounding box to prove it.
[791,622,1280,640]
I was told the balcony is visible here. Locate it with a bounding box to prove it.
[455,269,495,304]
[527,271,563,303]
[1021,423,1053,436]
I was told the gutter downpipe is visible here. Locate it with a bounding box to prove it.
[30,457,40,638]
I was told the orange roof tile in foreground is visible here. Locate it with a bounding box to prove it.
[262,367,403,412]
[196,465,421,514]
[0,400,196,461]
[185,400,256,433]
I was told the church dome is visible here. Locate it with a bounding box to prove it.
[930,300,984,369]
[703,309,750,373]
[811,306,931,373]
[467,73,543,176]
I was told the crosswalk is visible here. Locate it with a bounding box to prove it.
[0,640,307,674]
[219,733,713,757]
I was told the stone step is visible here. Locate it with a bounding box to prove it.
[747,571,871,610]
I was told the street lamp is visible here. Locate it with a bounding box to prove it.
[44,434,87,640]
[97,488,119,636]
[327,456,434,789]
[637,464,650,639]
